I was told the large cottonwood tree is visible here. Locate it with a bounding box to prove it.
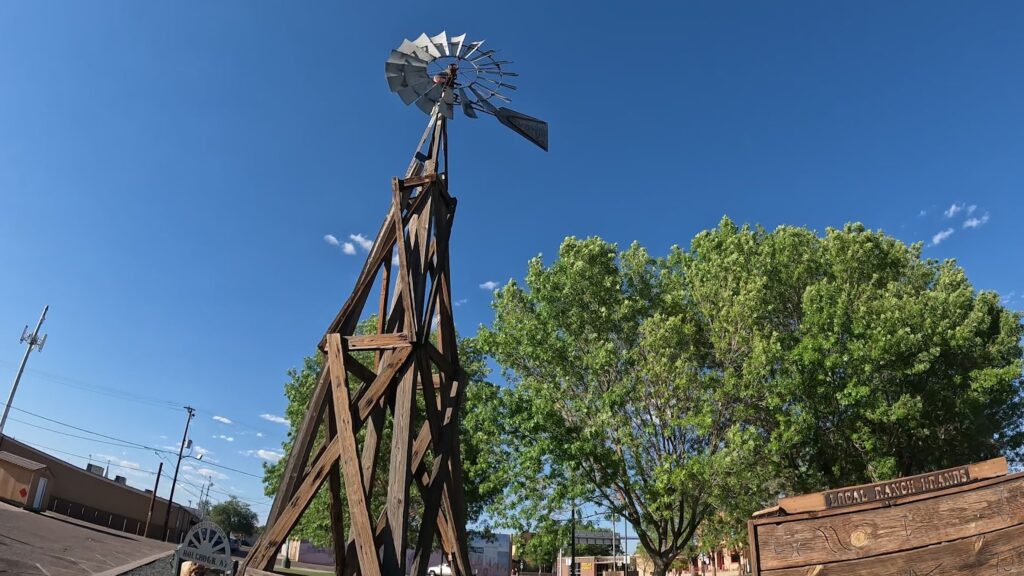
[476,219,1023,576]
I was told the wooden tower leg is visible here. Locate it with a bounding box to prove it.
[240,111,474,576]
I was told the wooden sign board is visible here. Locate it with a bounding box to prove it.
[748,457,1024,576]
[774,457,1007,514]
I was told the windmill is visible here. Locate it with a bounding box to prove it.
[241,33,547,576]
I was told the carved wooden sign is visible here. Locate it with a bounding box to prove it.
[748,457,1022,576]
[821,465,970,508]
[774,458,1005,514]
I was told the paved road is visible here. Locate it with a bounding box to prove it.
[0,501,173,575]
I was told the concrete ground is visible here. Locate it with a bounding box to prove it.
[0,500,174,575]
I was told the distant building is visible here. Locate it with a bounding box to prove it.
[573,529,620,552]
[284,533,513,576]
[556,555,634,576]
[0,435,198,542]
[0,450,52,510]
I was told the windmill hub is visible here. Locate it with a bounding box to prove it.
[432,63,459,86]
[386,31,548,150]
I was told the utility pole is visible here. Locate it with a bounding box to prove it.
[144,461,163,538]
[162,405,194,541]
[0,305,49,436]
[570,507,576,576]
[200,477,213,518]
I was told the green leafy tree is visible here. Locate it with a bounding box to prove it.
[209,497,258,537]
[476,221,1023,576]
[262,317,500,548]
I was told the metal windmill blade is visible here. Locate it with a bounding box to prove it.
[384,32,549,151]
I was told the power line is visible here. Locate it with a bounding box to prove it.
[0,361,286,436]
[9,405,163,450]
[0,360,182,411]
[14,438,159,475]
[7,406,264,478]
[14,437,270,509]
[7,417,155,451]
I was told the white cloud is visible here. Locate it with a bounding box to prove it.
[479,281,499,291]
[454,298,468,307]
[963,213,990,229]
[95,454,141,471]
[195,467,229,480]
[967,204,977,215]
[256,432,264,438]
[349,233,373,252]
[918,210,927,217]
[260,413,290,426]
[213,435,234,442]
[944,203,964,218]
[930,228,954,246]
[257,450,283,462]
[244,449,284,463]
[193,445,211,457]
[212,415,232,424]
[327,233,357,255]
[1000,291,1016,306]
[392,252,401,266]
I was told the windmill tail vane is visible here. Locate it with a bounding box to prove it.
[240,32,545,576]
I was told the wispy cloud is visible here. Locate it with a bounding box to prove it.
[963,213,990,229]
[967,204,977,215]
[930,228,954,246]
[95,454,143,473]
[1000,291,1016,306]
[349,233,373,252]
[243,449,284,463]
[213,434,234,442]
[392,252,401,266]
[479,281,499,291]
[256,432,264,438]
[212,415,232,425]
[454,298,468,307]
[326,233,357,255]
[918,209,927,217]
[260,413,290,426]
[944,203,964,218]
[195,467,229,480]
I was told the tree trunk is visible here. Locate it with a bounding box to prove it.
[650,557,669,576]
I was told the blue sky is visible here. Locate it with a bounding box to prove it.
[1,1,1022,532]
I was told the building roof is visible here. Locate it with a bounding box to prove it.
[0,450,48,472]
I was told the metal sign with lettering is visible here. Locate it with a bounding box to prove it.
[175,520,234,574]
[823,466,971,509]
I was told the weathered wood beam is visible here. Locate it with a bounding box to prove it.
[345,332,411,351]
[385,368,416,574]
[326,334,383,576]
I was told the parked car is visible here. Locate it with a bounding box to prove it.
[427,563,453,576]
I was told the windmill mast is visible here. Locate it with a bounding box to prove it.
[241,32,546,576]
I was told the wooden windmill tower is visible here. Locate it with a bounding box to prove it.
[241,32,546,576]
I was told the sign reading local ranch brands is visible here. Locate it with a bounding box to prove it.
[175,520,233,574]
[823,466,971,508]
[748,458,1017,576]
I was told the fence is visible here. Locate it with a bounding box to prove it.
[47,495,191,542]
